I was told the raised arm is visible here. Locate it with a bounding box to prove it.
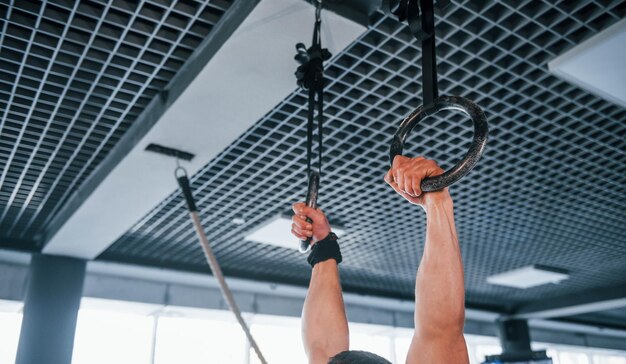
[292,203,349,364]
[385,156,469,364]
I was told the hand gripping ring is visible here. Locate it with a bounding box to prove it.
[389,95,488,191]
[300,171,319,253]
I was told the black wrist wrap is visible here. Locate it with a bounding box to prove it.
[307,233,342,267]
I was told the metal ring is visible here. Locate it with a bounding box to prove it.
[389,95,488,191]
[300,171,319,253]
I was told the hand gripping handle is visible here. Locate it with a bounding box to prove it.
[299,171,319,253]
[389,95,488,191]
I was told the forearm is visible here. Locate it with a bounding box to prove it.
[415,196,466,336]
[302,260,349,363]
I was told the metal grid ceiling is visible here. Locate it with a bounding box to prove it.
[0,0,234,249]
[102,0,626,315]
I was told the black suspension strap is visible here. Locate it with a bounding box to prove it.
[388,0,488,191]
[294,0,331,253]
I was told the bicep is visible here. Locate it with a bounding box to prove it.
[405,333,469,364]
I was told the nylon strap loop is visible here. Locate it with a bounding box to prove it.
[295,0,330,253]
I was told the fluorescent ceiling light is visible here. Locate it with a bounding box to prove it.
[487,265,569,289]
[245,216,345,250]
[548,18,626,109]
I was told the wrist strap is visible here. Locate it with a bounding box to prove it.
[307,233,342,267]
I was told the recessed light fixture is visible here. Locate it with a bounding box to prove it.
[487,265,569,289]
[245,215,345,250]
[232,217,246,225]
[548,18,626,109]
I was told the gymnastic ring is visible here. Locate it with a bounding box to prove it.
[300,171,319,253]
[389,95,488,192]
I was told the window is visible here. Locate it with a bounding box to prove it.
[594,355,626,364]
[72,309,154,364]
[249,315,307,364]
[0,311,22,364]
[349,323,394,362]
[466,334,501,364]
[535,343,626,364]
[67,298,626,364]
[474,344,502,363]
[559,351,591,364]
[154,315,246,364]
[547,349,561,364]
[393,334,413,362]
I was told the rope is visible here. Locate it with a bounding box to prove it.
[189,211,267,364]
[175,170,268,364]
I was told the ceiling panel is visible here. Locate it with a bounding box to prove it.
[0,0,235,249]
[101,0,626,316]
[0,0,620,322]
[98,0,626,316]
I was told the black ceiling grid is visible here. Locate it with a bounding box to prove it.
[101,0,626,320]
[0,0,235,249]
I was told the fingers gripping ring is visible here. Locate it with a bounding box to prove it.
[389,96,488,192]
[300,171,319,253]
